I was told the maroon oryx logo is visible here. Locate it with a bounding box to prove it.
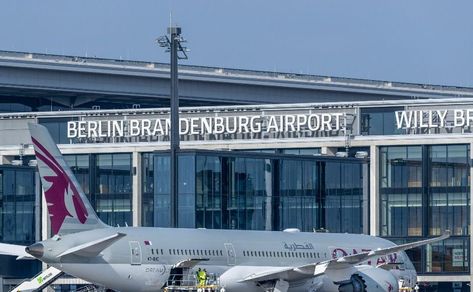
[32,137,88,234]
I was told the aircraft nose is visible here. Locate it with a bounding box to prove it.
[25,243,44,258]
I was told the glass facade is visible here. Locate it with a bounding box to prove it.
[360,107,404,136]
[39,118,76,144]
[0,166,40,278]
[0,167,36,244]
[142,151,367,233]
[65,153,133,227]
[379,145,470,274]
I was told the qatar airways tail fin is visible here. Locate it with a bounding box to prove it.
[28,123,108,235]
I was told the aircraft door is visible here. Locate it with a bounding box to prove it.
[129,241,142,265]
[224,243,236,266]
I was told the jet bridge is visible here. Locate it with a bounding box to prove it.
[9,267,64,292]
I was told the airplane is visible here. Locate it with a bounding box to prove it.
[0,123,450,292]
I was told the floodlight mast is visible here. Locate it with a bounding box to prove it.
[157,26,188,228]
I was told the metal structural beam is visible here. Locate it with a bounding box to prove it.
[158,26,188,227]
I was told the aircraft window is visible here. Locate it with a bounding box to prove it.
[291,252,295,258]
[317,252,320,258]
[265,251,268,257]
[212,250,215,256]
[169,249,172,254]
[250,251,254,256]
[151,249,154,255]
[220,250,223,256]
[259,251,262,257]
[243,251,246,256]
[173,249,176,255]
[161,249,164,255]
[181,249,184,255]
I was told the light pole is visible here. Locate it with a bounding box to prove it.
[157,26,188,227]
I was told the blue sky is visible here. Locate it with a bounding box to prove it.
[1,0,472,86]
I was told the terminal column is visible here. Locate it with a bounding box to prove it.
[470,142,473,288]
[369,144,379,236]
[132,151,142,227]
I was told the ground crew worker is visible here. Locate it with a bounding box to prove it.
[203,269,208,285]
[197,268,206,287]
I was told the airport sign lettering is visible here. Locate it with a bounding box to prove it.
[396,109,473,130]
[66,113,345,139]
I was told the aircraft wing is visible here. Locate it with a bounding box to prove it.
[336,230,450,266]
[0,243,35,260]
[241,231,450,283]
[57,232,126,258]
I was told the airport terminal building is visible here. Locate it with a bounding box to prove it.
[0,51,472,291]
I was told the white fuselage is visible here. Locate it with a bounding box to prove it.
[39,227,417,292]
